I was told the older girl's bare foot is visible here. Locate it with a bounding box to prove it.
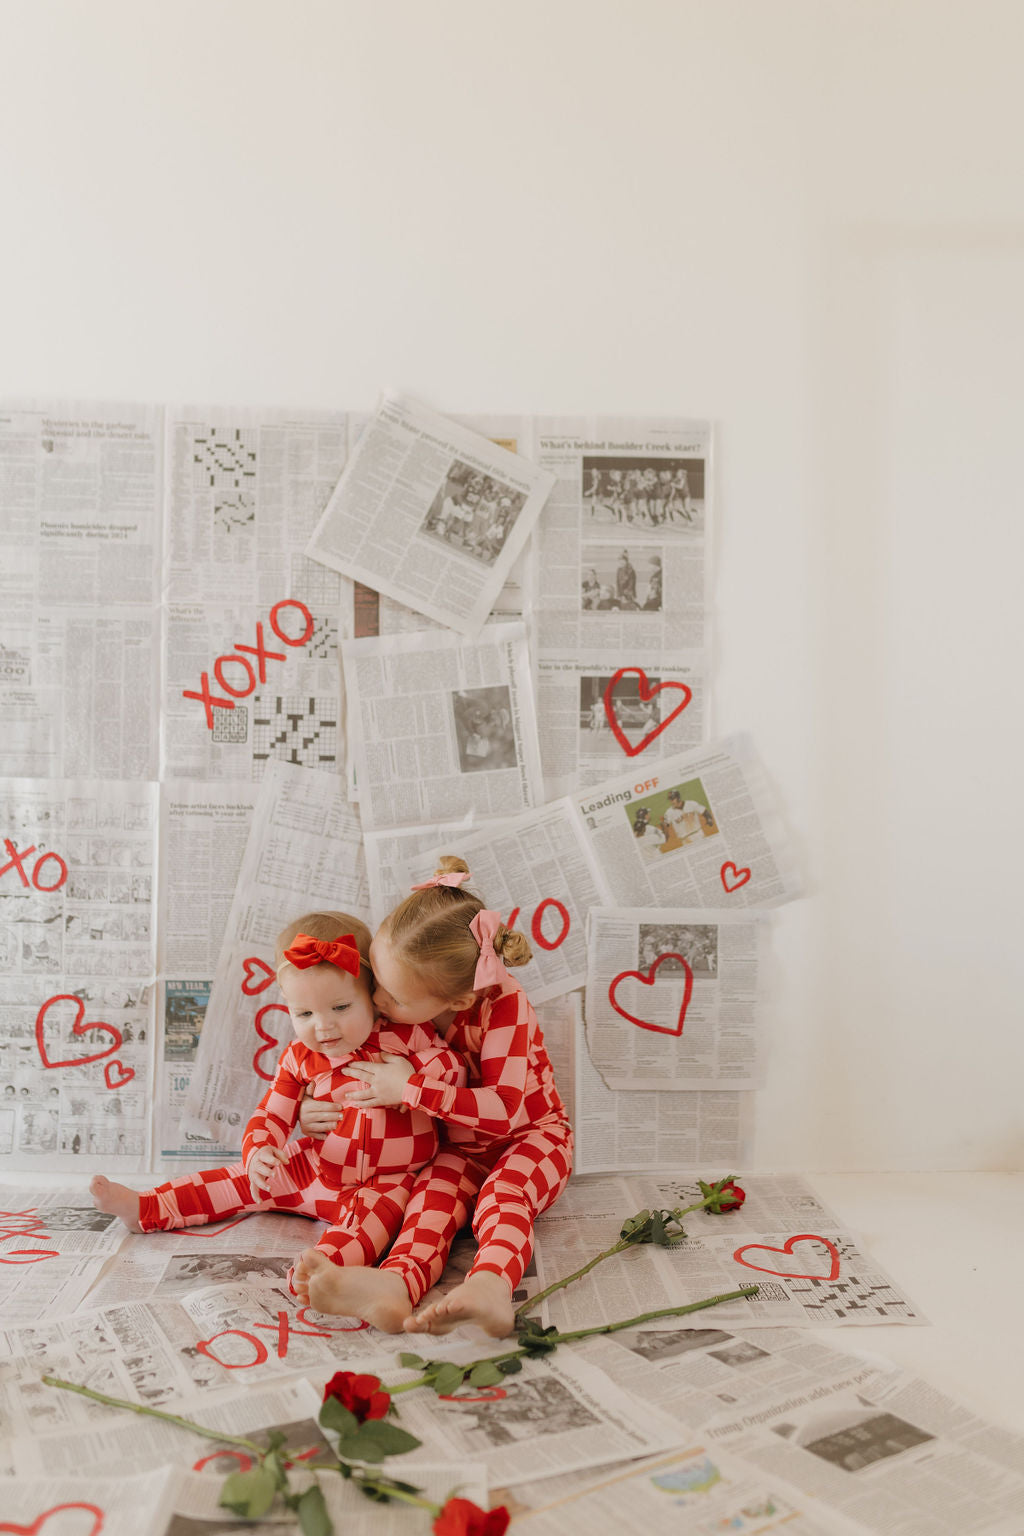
[301,1248,412,1333]
[289,1251,312,1305]
[404,1271,514,1338]
[90,1175,143,1231]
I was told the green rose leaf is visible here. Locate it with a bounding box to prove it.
[319,1398,359,1437]
[649,1209,667,1246]
[497,1357,523,1375]
[356,1420,422,1456]
[398,1351,426,1369]
[336,1425,387,1464]
[296,1484,332,1536]
[219,1466,277,1518]
[468,1361,505,1387]
[431,1362,468,1396]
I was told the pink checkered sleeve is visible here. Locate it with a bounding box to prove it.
[401,988,529,1135]
[241,1042,306,1166]
[381,1022,465,1088]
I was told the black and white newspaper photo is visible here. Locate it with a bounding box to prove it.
[306,395,554,637]
[574,735,801,909]
[0,401,164,782]
[538,652,707,800]
[341,621,543,832]
[584,908,768,1091]
[530,417,711,656]
[401,801,612,1003]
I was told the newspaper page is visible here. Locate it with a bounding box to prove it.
[342,622,543,832]
[530,415,712,655]
[538,651,708,801]
[162,404,348,782]
[574,1011,755,1176]
[584,908,767,1091]
[0,400,164,781]
[366,1347,685,1488]
[180,760,368,1147]
[8,1375,333,1477]
[401,802,613,1004]
[704,1363,1024,1536]
[502,1441,867,1536]
[574,734,800,909]
[0,1469,178,1536]
[0,1184,128,1323]
[574,1324,888,1438]
[525,1173,924,1334]
[82,1208,331,1309]
[156,782,259,1172]
[306,395,554,637]
[363,818,484,926]
[0,778,157,1170]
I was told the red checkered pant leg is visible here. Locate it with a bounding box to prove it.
[379,1148,484,1306]
[469,1125,574,1293]
[314,1171,419,1270]
[138,1142,333,1231]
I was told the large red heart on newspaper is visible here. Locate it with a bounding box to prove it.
[241,955,276,995]
[602,667,692,758]
[608,953,694,1036]
[733,1234,841,1282]
[35,995,123,1070]
[720,861,751,894]
[253,1002,290,1082]
[0,1505,105,1536]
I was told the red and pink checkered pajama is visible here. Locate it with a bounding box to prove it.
[138,1023,464,1272]
[382,975,573,1302]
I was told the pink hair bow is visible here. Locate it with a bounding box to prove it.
[411,871,471,891]
[283,933,361,975]
[470,909,506,990]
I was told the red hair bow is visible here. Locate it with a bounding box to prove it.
[283,933,361,975]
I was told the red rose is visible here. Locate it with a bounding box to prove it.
[321,1369,390,1422]
[432,1496,510,1536]
[716,1179,746,1211]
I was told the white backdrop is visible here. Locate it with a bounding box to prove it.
[1,0,1021,1172]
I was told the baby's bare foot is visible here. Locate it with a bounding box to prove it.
[301,1249,412,1333]
[404,1271,514,1338]
[89,1175,143,1231]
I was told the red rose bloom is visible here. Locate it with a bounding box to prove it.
[432,1496,510,1536]
[321,1369,390,1422]
[716,1179,746,1211]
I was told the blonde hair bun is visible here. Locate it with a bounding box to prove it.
[494,926,532,968]
[436,855,470,877]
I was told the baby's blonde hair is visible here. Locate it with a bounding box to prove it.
[274,911,373,981]
[382,856,531,1001]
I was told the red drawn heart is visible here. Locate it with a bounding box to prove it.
[241,955,275,995]
[0,1505,105,1536]
[35,995,123,1071]
[733,1233,841,1282]
[608,953,694,1036]
[720,861,751,894]
[603,667,693,758]
[0,1249,59,1264]
[253,1003,290,1081]
[103,1059,134,1091]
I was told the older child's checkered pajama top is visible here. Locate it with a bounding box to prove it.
[137,1023,464,1271]
[381,973,573,1301]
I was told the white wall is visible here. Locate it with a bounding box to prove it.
[2,0,1021,1171]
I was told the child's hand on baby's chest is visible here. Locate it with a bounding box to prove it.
[344,1051,415,1108]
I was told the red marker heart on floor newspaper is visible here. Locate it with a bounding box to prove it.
[720,861,751,894]
[733,1234,841,1282]
[35,995,123,1070]
[0,1505,105,1536]
[608,953,694,1036]
[253,1003,290,1081]
[103,1060,135,1091]
[602,667,693,758]
[241,956,276,995]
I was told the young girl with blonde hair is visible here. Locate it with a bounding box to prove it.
[91,910,464,1283]
[294,859,573,1338]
